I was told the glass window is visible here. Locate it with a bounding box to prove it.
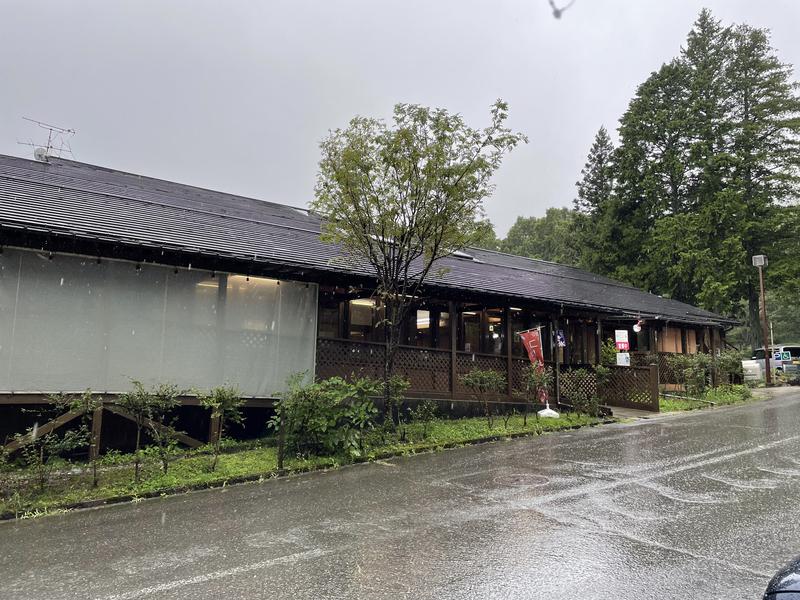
[318,287,343,339]
[484,308,506,355]
[510,308,533,356]
[784,347,800,358]
[436,311,451,350]
[348,298,376,341]
[460,309,481,353]
[414,309,432,347]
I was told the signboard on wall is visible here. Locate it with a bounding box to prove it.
[616,352,631,367]
[614,329,630,351]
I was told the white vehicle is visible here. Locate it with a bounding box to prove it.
[750,345,800,376]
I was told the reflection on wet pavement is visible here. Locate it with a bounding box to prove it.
[1,390,798,600]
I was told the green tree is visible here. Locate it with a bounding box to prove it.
[573,125,615,272]
[472,219,501,251]
[117,381,152,484]
[501,207,579,265]
[575,10,800,346]
[312,100,525,410]
[198,385,245,471]
[723,23,800,344]
[574,126,614,215]
[145,383,182,475]
[459,369,506,430]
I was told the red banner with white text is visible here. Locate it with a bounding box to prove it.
[519,329,549,403]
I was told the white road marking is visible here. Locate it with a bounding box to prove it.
[97,548,329,600]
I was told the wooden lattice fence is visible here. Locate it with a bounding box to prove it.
[599,365,659,411]
[316,338,659,411]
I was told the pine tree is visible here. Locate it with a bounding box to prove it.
[724,23,800,344]
[574,10,800,344]
[572,126,617,275]
[574,126,614,214]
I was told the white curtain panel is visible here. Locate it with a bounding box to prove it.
[0,248,318,396]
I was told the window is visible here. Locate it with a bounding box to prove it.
[317,288,343,339]
[436,311,451,349]
[460,309,481,353]
[784,347,800,359]
[349,298,377,341]
[414,309,432,347]
[485,308,506,355]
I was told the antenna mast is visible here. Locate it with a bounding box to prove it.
[18,117,76,161]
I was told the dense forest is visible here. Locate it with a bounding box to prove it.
[479,10,800,350]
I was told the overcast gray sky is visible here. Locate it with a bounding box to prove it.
[2,1,799,235]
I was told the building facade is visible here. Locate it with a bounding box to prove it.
[0,154,736,407]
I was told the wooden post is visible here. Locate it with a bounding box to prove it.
[208,414,221,445]
[552,317,561,406]
[449,301,457,399]
[505,307,513,398]
[758,263,772,386]
[649,364,660,412]
[277,415,286,472]
[595,318,602,365]
[89,406,104,461]
[710,327,718,387]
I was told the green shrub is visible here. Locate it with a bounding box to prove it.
[48,390,102,486]
[705,384,751,405]
[270,375,380,458]
[716,350,744,383]
[409,399,438,438]
[386,375,411,427]
[15,428,87,492]
[460,369,507,430]
[600,338,618,367]
[667,353,712,397]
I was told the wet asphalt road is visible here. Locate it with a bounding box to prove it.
[2,390,800,600]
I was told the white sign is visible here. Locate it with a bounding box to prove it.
[616,352,631,367]
[614,329,630,351]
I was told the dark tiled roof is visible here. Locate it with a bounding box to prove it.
[0,154,734,326]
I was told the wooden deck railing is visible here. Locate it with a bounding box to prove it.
[316,338,660,411]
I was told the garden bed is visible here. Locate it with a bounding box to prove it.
[0,412,604,520]
[659,384,753,413]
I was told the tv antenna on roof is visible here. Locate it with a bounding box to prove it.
[17,117,76,162]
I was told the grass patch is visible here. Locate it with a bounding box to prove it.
[660,384,753,413]
[0,411,604,519]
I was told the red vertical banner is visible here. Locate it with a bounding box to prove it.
[519,329,549,403]
[520,329,545,368]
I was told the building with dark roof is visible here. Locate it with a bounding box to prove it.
[0,154,733,408]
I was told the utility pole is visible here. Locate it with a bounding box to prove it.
[753,255,771,386]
